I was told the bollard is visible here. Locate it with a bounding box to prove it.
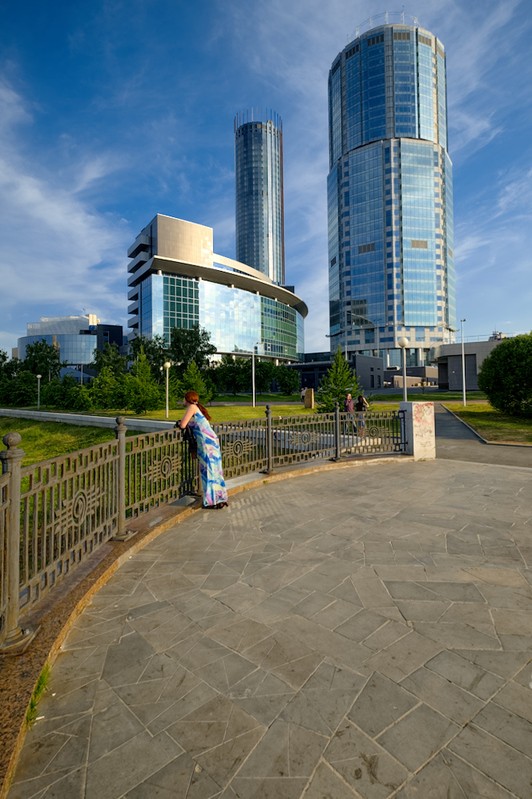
[334,402,341,461]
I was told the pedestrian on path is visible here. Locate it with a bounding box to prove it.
[355,394,369,438]
[179,390,228,509]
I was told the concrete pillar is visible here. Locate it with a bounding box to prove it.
[400,401,436,460]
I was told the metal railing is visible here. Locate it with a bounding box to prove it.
[0,407,406,650]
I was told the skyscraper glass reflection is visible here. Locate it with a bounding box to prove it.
[327,15,456,366]
[235,110,285,286]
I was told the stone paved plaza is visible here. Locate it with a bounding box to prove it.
[7,456,532,798]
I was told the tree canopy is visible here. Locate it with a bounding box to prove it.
[22,340,63,380]
[477,333,532,418]
[315,347,361,412]
[168,324,216,373]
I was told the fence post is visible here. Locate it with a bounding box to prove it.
[334,402,341,461]
[0,433,36,652]
[265,405,273,474]
[113,416,129,540]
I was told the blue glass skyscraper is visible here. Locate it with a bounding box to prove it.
[327,16,456,366]
[235,110,285,286]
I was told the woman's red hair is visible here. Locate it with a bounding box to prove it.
[184,390,211,420]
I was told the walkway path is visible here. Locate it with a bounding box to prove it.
[435,403,531,468]
[7,446,532,797]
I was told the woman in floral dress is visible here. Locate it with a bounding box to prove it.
[179,390,229,509]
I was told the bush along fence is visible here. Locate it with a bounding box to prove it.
[0,403,417,652]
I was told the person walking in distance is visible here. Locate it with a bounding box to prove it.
[179,390,229,509]
[355,394,369,438]
[344,392,355,434]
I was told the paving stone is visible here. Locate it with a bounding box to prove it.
[472,700,532,757]
[394,750,516,798]
[272,615,371,673]
[124,752,221,798]
[335,610,390,644]
[347,672,417,738]
[425,650,504,699]
[360,620,410,652]
[85,730,182,799]
[412,621,500,650]
[362,631,442,682]
[281,661,366,736]
[492,680,532,723]
[376,704,458,772]
[400,666,484,724]
[394,600,450,622]
[448,723,532,797]
[302,760,361,798]
[311,598,359,629]
[324,720,408,798]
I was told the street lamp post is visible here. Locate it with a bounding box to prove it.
[398,337,409,402]
[36,374,42,410]
[460,318,467,407]
[251,345,260,408]
[163,361,171,418]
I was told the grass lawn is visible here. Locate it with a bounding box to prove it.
[0,417,115,466]
[443,402,532,445]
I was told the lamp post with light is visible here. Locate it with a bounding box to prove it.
[397,337,409,402]
[460,318,467,407]
[251,344,261,407]
[36,374,42,410]
[163,361,171,418]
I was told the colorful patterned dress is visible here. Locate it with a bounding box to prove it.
[187,410,228,508]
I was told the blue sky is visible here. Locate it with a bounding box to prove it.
[1,0,531,355]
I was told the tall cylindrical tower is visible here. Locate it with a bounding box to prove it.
[327,14,456,367]
[234,109,285,286]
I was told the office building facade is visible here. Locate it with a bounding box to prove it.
[17,315,124,366]
[327,14,456,367]
[234,110,285,286]
[127,214,306,361]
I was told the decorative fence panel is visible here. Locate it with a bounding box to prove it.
[215,419,269,478]
[124,429,199,518]
[270,413,337,467]
[18,440,120,609]
[339,410,406,456]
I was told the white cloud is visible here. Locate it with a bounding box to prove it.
[0,79,131,351]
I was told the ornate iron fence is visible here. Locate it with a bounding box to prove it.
[0,406,406,650]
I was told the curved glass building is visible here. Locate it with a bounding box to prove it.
[127,214,306,361]
[327,15,456,367]
[234,110,285,286]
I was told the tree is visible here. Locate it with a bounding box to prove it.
[129,335,169,381]
[275,364,300,396]
[3,372,39,406]
[477,333,532,418]
[124,352,161,414]
[90,366,126,409]
[211,355,248,394]
[180,360,213,403]
[91,343,127,376]
[168,324,216,374]
[22,340,63,380]
[315,347,360,412]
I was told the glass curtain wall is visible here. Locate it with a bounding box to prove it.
[328,21,456,367]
